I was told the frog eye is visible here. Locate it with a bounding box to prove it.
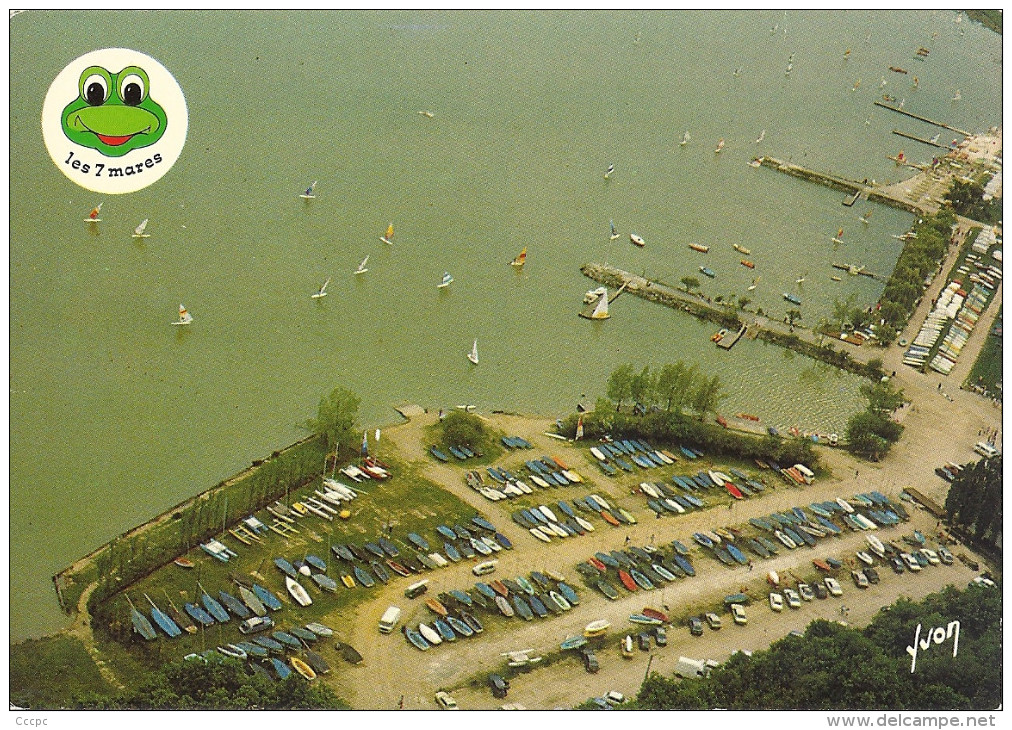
[118,67,149,106]
[82,73,108,106]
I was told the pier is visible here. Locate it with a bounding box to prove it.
[842,190,862,206]
[831,262,883,280]
[759,156,925,214]
[716,323,748,350]
[873,101,971,137]
[892,129,946,149]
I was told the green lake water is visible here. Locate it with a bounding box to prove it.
[9,10,1001,640]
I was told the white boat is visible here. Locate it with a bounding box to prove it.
[85,203,103,222]
[299,181,318,199]
[311,278,331,299]
[132,219,150,238]
[708,470,726,486]
[641,483,660,498]
[715,138,725,153]
[952,89,960,101]
[859,211,871,224]
[437,271,454,289]
[529,527,551,543]
[796,274,806,284]
[418,622,442,645]
[583,286,607,304]
[630,233,645,247]
[574,516,594,532]
[755,129,766,144]
[587,289,610,320]
[538,505,559,523]
[856,551,875,566]
[380,222,394,245]
[733,243,751,255]
[418,110,434,118]
[679,131,690,146]
[171,304,193,326]
[866,534,886,557]
[836,497,855,514]
[589,494,611,510]
[831,228,844,245]
[747,276,760,291]
[589,446,606,461]
[767,570,780,586]
[467,339,479,365]
[604,163,614,179]
[609,220,620,240]
[355,256,369,275]
[584,619,610,637]
[622,635,634,657]
[285,576,313,607]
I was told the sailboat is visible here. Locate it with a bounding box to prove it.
[755,129,766,144]
[510,247,527,267]
[843,48,851,59]
[747,276,760,291]
[172,304,193,326]
[437,271,454,289]
[679,131,690,146]
[880,76,887,88]
[795,273,807,285]
[604,164,614,180]
[859,211,872,224]
[952,89,961,101]
[467,339,479,365]
[851,79,861,91]
[832,228,844,245]
[85,203,103,222]
[380,222,394,245]
[714,138,725,154]
[132,219,150,238]
[586,289,610,320]
[733,66,742,77]
[300,181,318,199]
[355,256,369,275]
[609,220,620,240]
[311,278,331,299]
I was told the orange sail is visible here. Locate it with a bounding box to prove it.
[510,247,527,266]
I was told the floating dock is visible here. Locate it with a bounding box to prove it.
[831,262,882,280]
[873,101,970,136]
[891,129,946,149]
[842,191,862,206]
[716,323,747,350]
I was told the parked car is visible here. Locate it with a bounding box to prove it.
[851,570,869,588]
[813,582,828,600]
[797,582,815,601]
[731,603,747,625]
[922,549,941,566]
[489,673,509,698]
[605,691,626,705]
[824,577,843,597]
[783,588,802,608]
[653,626,668,646]
[637,632,651,651]
[704,612,723,630]
[971,576,997,588]
[938,547,954,565]
[865,567,880,585]
[435,691,459,710]
[769,592,784,612]
[583,649,600,673]
[689,616,704,635]
[891,557,906,574]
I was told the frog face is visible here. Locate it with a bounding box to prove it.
[61,65,167,157]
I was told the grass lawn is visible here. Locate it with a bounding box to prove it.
[10,635,114,708]
[965,304,1003,397]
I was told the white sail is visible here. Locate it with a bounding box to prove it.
[132,218,149,237]
[311,278,331,298]
[172,304,193,325]
[355,256,369,274]
[438,271,454,288]
[467,339,479,364]
[589,289,610,319]
[755,129,765,144]
[680,131,690,146]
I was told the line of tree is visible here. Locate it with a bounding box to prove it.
[945,177,1002,226]
[873,209,957,345]
[630,582,1001,710]
[604,361,728,420]
[69,656,348,709]
[845,379,906,460]
[944,455,1002,552]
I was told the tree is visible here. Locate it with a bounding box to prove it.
[738,296,751,310]
[860,380,906,416]
[945,456,1002,548]
[606,363,635,411]
[845,411,894,460]
[691,374,727,421]
[305,385,360,454]
[654,362,685,411]
[440,410,486,449]
[629,365,655,407]
[831,293,858,331]
[786,309,801,327]
[680,276,701,292]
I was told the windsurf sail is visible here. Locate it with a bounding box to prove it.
[172,304,193,325]
[86,203,103,221]
[575,416,584,441]
[133,218,149,237]
[604,164,615,179]
[438,271,454,288]
[510,248,527,267]
[589,289,610,319]
[380,222,394,244]
[467,339,479,365]
[609,220,619,240]
[301,181,317,198]
[355,256,369,274]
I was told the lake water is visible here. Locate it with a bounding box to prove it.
[9,10,1001,640]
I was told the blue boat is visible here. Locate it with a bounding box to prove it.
[269,657,292,680]
[444,542,462,562]
[448,445,467,460]
[273,557,298,579]
[452,524,472,541]
[458,540,476,559]
[354,566,375,587]
[570,497,592,512]
[614,457,634,472]
[726,543,749,565]
[671,540,690,555]
[288,626,318,643]
[434,618,457,641]
[460,610,484,634]
[680,446,698,459]
[783,292,802,305]
[446,615,474,637]
[692,475,711,490]
[746,479,766,493]
[485,467,506,484]
[199,586,231,623]
[525,459,544,474]
[475,582,497,600]
[746,538,771,558]
[599,461,619,476]
[142,595,181,638]
[595,551,620,568]
[435,525,457,540]
[235,641,269,659]
[609,508,631,525]
[253,635,285,653]
[673,554,695,577]
[557,501,576,519]
[784,527,811,546]
[403,626,430,651]
[558,582,580,606]
[550,472,569,486]
[252,583,283,611]
[459,446,475,458]
[528,594,549,618]
[363,542,386,559]
[629,569,655,590]
[407,532,430,551]
[815,516,842,534]
[272,631,302,650]
[791,507,809,523]
[647,499,666,515]
[870,491,890,505]
[685,493,706,508]
[449,589,473,607]
[700,266,716,278]
[729,467,750,481]
[757,536,780,555]
[217,590,251,620]
[611,550,636,568]
[524,508,548,525]
[693,532,715,549]
[560,635,589,651]
[472,516,497,532]
[331,544,355,562]
[378,537,400,557]
[493,532,513,550]
[429,447,450,462]
[512,595,534,620]
[502,436,517,449]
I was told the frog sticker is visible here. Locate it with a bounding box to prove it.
[42,48,187,194]
[61,64,167,157]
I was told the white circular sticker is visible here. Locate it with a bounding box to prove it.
[41,48,187,194]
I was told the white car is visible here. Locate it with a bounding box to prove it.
[797,583,815,601]
[769,592,784,612]
[922,549,941,566]
[783,588,802,609]
[435,691,459,710]
[824,577,843,597]
[901,553,922,572]
[731,603,748,625]
[971,576,997,588]
[851,570,869,589]
[605,691,626,705]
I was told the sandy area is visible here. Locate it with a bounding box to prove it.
[321,389,996,709]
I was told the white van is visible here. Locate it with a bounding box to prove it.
[378,605,402,633]
[472,560,498,576]
[404,579,430,598]
[973,442,1000,458]
[674,656,709,679]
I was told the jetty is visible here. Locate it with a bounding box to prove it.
[831,262,883,280]
[759,156,925,214]
[892,129,947,149]
[873,101,970,137]
[716,323,748,350]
